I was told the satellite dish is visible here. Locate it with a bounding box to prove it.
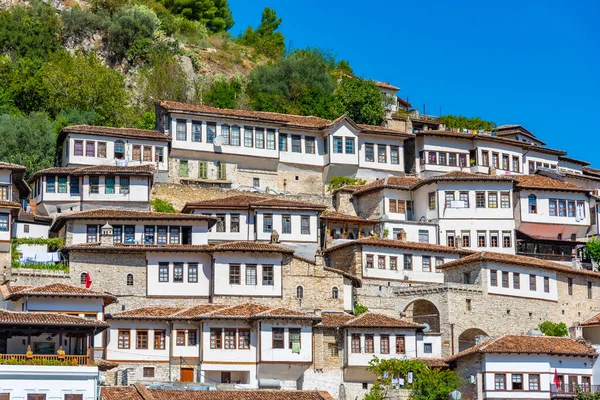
[213,135,225,146]
[422,323,430,333]
[449,390,462,400]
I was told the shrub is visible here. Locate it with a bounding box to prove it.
[151,198,177,213]
[159,0,233,33]
[61,6,106,39]
[106,5,161,63]
[239,7,285,59]
[334,77,386,125]
[204,78,243,109]
[138,52,190,106]
[538,321,569,337]
[327,176,366,192]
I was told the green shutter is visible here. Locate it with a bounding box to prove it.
[199,162,207,179]
[179,160,188,177]
[218,163,227,180]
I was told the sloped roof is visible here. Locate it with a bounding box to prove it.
[16,210,53,224]
[0,161,26,171]
[28,164,155,183]
[62,243,214,254]
[212,241,295,254]
[323,237,475,256]
[580,312,600,327]
[515,174,591,193]
[0,309,109,329]
[183,194,327,212]
[446,334,596,362]
[352,176,422,196]
[1,283,116,304]
[317,312,355,328]
[320,211,370,223]
[59,125,169,143]
[413,171,516,189]
[373,81,400,91]
[341,312,424,329]
[0,200,21,209]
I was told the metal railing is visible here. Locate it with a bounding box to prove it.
[0,354,90,365]
[551,383,600,396]
[516,252,574,262]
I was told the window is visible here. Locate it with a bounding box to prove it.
[422,256,431,272]
[568,201,576,217]
[169,226,180,244]
[465,299,472,311]
[238,329,250,349]
[543,276,550,293]
[188,263,198,283]
[23,224,29,233]
[206,123,216,143]
[462,231,470,247]
[176,120,187,140]
[57,176,68,193]
[568,278,573,295]
[214,214,225,233]
[481,151,489,166]
[190,121,202,142]
[104,176,115,194]
[492,152,499,168]
[436,258,444,273]
[513,273,520,289]
[332,286,339,299]
[230,126,241,146]
[87,225,98,243]
[488,192,498,208]
[136,330,148,349]
[447,231,455,247]
[364,334,374,353]
[428,192,436,210]
[282,215,291,234]
[224,329,236,349]
[158,263,169,282]
[490,231,499,247]
[127,274,134,286]
[588,281,593,299]
[365,143,374,162]
[390,146,399,164]
[528,161,535,173]
[495,374,506,390]
[198,162,207,179]
[301,216,310,235]
[423,343,433,353]
[558,200,566,217]
[229,265,240,284]
[120,177,130,194]
[246,265,257,285]
[47,176,55,193]
[502,271,509,288]
[289,328,301,351]
[476,192,485,208]
[490,270,497,286]
[548,199,557,217]
[500,192,511,208]
[154,330,166,350]
[502,154,509,170]
[459,192,469,208]
[123,225,135,244]
[263,265,274,285]
[305,136,315,153]
[529,195,537,213]
[333,137,343,153]
[244,126,253,147]
[530,275,536,291]
[157,226,167,245]
[221,125,230,144]
[132,145,141,161]
[477,231,486,247]
[403,254,412,270]
[438,152,446,165]
[0,186,7,200]
[186,330,197,346]
[118,330,130,349]
[529,374,540,391]
[445,191,455,208]
[345,137,355,154]
[390,257,398,271]
[396,336,405,354]
[291,135,301,152]
[145,226,156,245]
[459,153,467,167]
[173,263,184,283]
[272,328,284,349]
[210,329,222,349]
[179,160,188,177]
[449,153,457,166]
[502,231,512,248]
[267,129,276,149]
[377,145,387,163]
[230,214,240,233]
[380,335,390,354]
[512,374,523,390]
[328,343,339,357]
[366,254,374,269]
[89,176,99,194]
[263,214,273,233]
[296,285,304,299]
[378,256,386,269]
[74,140,84,156]
[255,128,265,148]
[86,141,95,157]
[352,334,361,353]
[279,134,288,151]
[428,151,437,164]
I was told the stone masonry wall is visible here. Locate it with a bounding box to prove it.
[333,191,357,216]
[355,191,383,220]
[325,244,361,277]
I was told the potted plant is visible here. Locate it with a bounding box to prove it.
[26,345,33,359]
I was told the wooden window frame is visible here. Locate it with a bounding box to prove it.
[136,330,148,350]
[154,330,166,350]
[118,329,130,349]
[272,328,285,349]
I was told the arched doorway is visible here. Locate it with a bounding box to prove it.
[458,328,489,352]
[403,300,440,333]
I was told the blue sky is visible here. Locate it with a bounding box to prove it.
[228,0,600,166]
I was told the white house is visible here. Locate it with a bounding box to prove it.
[0,161,30,271]
[29,165,155,216]
[12,210,53,262]
[446,334,597,399]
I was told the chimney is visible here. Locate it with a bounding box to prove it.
[396,229,407,241]
[28,199,36,215]
[270,230,280,244]
[100,223,113,246]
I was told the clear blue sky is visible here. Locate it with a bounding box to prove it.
[228,0,600,166]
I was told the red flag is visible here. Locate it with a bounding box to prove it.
[85,273,92,289]
[553,368,561,389]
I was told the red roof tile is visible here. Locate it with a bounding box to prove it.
[0,200,21,209]
[341,312,424,329]
[515,174,590,192]
[16,210,53,224]
[352,176,422,196]
[172,305,228,319]
[255,307,320,321]
[0,310,109,329]
[317,312,355,328]
[0,161,26,171]
[321,211,370,223]
[212,241,295,254]
[373,81,400,91]
[62,243,213,253]
[183,195,327,212]
[580,312,600,327]
[3,283,116,304]
[28,165,155,183]
[324,237,474,256]
[59,125,169,142]
[110,307,185,319]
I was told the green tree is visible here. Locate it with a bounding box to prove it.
[586,237,600,267]
[538,321,569,337]
[335,77,386,125]
[61,6,106,40]
[204,78,243,109]
[106,5,161,63]
[240,7,285,59]
[151,198,177,213]
[0,112,56,177]
[40,51,127,125]
[159,0,233,33]
[139,52,190,106]
[354,301,369,316]
[410,367,464,400]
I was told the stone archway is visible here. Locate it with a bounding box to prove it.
[458,328,489,352]
[403,299,440,333]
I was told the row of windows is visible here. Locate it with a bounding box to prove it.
[349,334,419,354]
[428,191,511,210]
[179,160,227,180]
[420,151,468,167]
[86,225,190,245]
[46,176,131,195]
[528,160,557,172]
[117,329,197,349]
[72,139,164,162]
[527,195,586,218]
[175,120,279,150]
[489,270,551,293]
[159,262,199,283]
[205,214,311,235]
[365,254,444,272]
[332,137,355,154]
[480,150,520,172]
[229,264,274,286]
[492,373,545,391]
[210,327,251,349]
[364,143,400,164]
[447,230,512,248]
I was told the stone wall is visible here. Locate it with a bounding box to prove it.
[355,191,383,220]
[103,360,196,386]
[10,268,70,286]
[325,244,361,277]
[333,191,357,216]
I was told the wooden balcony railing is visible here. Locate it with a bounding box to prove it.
[0,354,90,365]
[551,383,600,397]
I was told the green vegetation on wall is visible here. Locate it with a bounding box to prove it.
[441,114,496,131]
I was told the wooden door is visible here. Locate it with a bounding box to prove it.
[64,395,83,400]
[568,376,578,393]
[221,371,231,383]
[180,367,194,383]
[27,395,46,400]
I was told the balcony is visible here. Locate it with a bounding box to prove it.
[0,353,90,366]
[551,383,599,398]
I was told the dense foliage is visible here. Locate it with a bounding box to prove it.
[538,321,569,337]
[441,114,496,131]
[159,0,233,33]
[151,198,177,213]
[354,301,369,316]
[327,176,367,192]
[335,77,386,125]
[240,7,285,59]
[586,238,600,267]
[204,77,244,109]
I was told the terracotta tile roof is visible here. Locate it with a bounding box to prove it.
[414,358,449,368]
[352,176,422,196]
[446,334,596,362]
[331,185,359,194]
[183,195,327,212]
[212,241,295,254]
[0,200,21,209]
[2,283,116,304]
[581,312,600,327]
[0,161,26,171]
[254,307,321,321]
[16,210,53,224]
[110,307,185,319]
[0,309,109,329]
[323,237,475,256]
[583,166,600,177]
[559,156,590,166]
[323,267,362,287]
[341,312,424,329]
[29,164,155,183]
[413,171,516,189]
[321,211,370,223]
[101,385,334,400]
[373,81,400,91]
[62,243,213,253]
[204,303,271,319]
[317,312,355,328]
[356,124,413,137]
[515,174,591,193]
[397,97,412,109]
[59,125,169,142]
[0,285,32,299]
[438,251,600,279]
[172,304,228,319]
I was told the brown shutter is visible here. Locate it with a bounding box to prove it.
[398,200,406,213]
